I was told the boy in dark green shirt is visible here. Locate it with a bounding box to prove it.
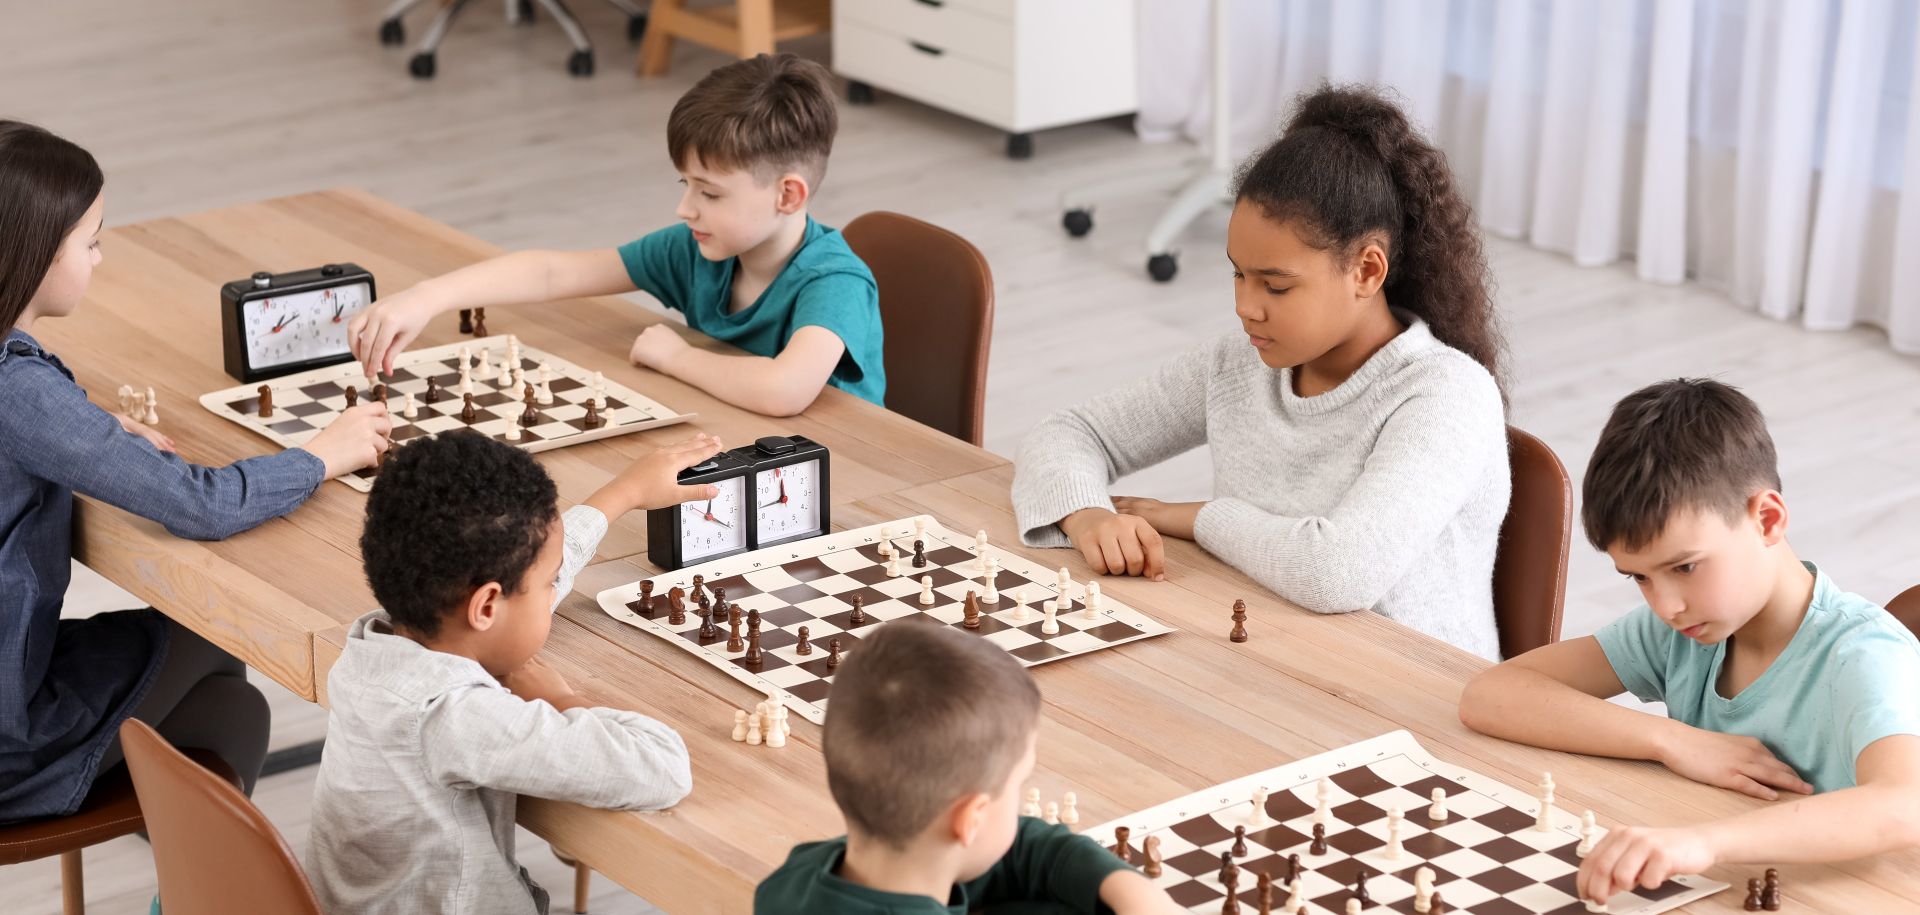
[348,53,884,416]
[754,624,1180,915]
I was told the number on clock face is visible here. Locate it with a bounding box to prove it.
[755,460,820,544]
[243,282,372,369]
[679,475,747,562]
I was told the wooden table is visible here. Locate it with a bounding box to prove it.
[64,191,1918,914]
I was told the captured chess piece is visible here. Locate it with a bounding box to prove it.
[1762,868,1781,911]
[1744,878,1763,912]
[471,306,487,336]
[459,308,474,334]
[1230,599,1249,642]
[256,384,274,418]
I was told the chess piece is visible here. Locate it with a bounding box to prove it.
[458,308,473,334]
[848,595,867,626]
[1060,791,1079,826]
[1428,787,1449,822]
[1056,567,1072,610]
[117,384,134,415]
[727,607,744,652]
[744,627,763,670]
[476,346,493,380]
[459,345,472,371]
[1110,825,1131,863]
[745,710,762,746]
[1536,771,1556,832]
[1143,835,1163,878]
[1222,866,1242,914]
[520,388,538,427]
[1230,599,1250,642]
[667,591,686,626]
[505,421,522,442]
[1762,868,1781,911]
[1284,878,1304,915]
[983,558,1001,604]
[142,387,158,425]
[1429,890,1446,915]
[372,384,386,405]
[962,591,982,629]
[1011,587,1029,621]
[826,639,842,669]
[920,576,936,606]
[582,400,602,428]
[1744,879,1762,911]
[975,527,989,559]
[459,363,473,397]
[766,706,788,748]
[1314,778,1332,825]
[1250,787,1270,828]
[460,393,477,423]
[256,384,274,418]
[1285,853,1301,884]
[730,709,747,742]
[796,625,812,655]
[537,362,553,403]
[1218,850,1237,883]
[1309,823,1327,855]
[1414,867,1435,914]
[913,516,927,545]
[1582,899,1606,914]
[1022,788,1041,817]
[344,385,358,408]
[877,527,893,559]
[1086,580,1103,613]
[637,580,655,613]
[1387,805,1404,859]
[402,391,418,418]
[1232,824,1249,857]
[1344,901,1359,915]
[912,539,926,568]
[1041,599,1060,635]
[471,307,487,336]
[1256,871,1274,915]
[1354,869,1371,906]
[886,553,901,578]
[1043,802,1059,825]
[425,375,441,403]
[1578,810,1598,857]
[696,603,716,641]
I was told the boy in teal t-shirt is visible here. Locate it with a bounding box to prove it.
[345,53,884,416]
[754,624,1179,915]
[1460,379,1920,908]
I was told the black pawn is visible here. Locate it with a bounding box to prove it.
[912,539,926,568]
[1353,869,1371,906]
[1231,824,1248,857]
[691,574,706,601]
[1762,870,1781,911]
[696,603,716,641]
[1217,849,1236,884]
[796,625,812,655]
[1309,823,1327,855]
[1285,853,1301,884]
[826,638,842,669]
[1430,890,1446,914]
[460,393,477,423]
[1744,877,1762,911]
[471,307,487,336]
[848,595,866,626]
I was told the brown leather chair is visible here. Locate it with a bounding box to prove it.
[1888,585,1920,640]
[1492,426,1574,658]
[0,747,235,915]
[119,719,321,915]
[840,211,995,447]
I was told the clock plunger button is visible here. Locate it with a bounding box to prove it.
[754,435,796,455]
[321,264,344,276]
[251,271,272,288]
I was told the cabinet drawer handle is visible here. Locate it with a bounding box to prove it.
[910,40,944,56]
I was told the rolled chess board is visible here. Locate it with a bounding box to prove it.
[201,336,694,492]
[1081,730,1728,914]
[594,515,1177,724]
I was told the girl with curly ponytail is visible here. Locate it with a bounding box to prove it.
[1013,85,1513,659]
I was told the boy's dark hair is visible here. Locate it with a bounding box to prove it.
[667,53,837,188]
[1582,378,1782,552]
[0,121,104,333]
[1234,84,1507,398]
[822,622,1041,848]
[360,430,560,637]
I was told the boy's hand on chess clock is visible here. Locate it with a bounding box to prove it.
[113,412,176,453]
[1577,824,1715,904]
[586,433,726,518]
[348,284,440,377]
[629,324,690,373]
[302,403,394,478]
[1113,496,1204,541]
[1060,508,1166,580]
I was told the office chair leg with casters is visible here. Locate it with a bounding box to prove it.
[378,0,647,79]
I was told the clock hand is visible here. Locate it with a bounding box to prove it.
[778,478,788,505]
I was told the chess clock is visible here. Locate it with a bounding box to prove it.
[221,264,376,383]
[645,435,831,571]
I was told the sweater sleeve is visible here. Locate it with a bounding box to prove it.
[1011,338,1219,547]
[969,816,1129,913]
[1193,375,1507,615]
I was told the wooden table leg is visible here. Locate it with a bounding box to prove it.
[636,0,683,76]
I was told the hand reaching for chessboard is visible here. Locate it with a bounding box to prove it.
[300,403,394,479]
[1577,824,1716,907]
[347,283,440,377]
[582,433,726,519]
[112,411,175,453]
[1060,507,1167,580]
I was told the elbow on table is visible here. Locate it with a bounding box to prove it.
[1456,668,1506,736]
[161,506,254,542]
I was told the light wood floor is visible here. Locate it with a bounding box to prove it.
[9,0,1920,912]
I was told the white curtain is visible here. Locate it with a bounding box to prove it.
[1136,0,1920,355]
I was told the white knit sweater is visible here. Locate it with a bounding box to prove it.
[1012,316,1510,659]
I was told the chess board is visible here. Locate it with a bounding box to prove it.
[200,336,694,492]
[594,515,1177,724]
[1083,731,1727,915]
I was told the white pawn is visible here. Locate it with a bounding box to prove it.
[1577,809,1598,857]
[143,387,159,425]
[1023,788,1042,817]
[537,362,553,404]
[1285,878,1304,914]
[1536,771,1556,832]
[513,367,528,400]
[913,516,927,544]
[1314,777,1332,825]
[746,710,763,746]
[983,558,1001,604]
[877,527,893,559]
[1011,587,1030,622]
[1041,600,1061,635]
[767,707,788,748]
[1060,792,1079,827]
[458,345,471,370]
[1345,900,1361,915]
[402,391,418,419]
[1386,805,1404,859]
[975,529,989,568]
[1584,901,1609,914]
[505,422,522,441]
[1043,802,1059,825]
[1083,581,1100,620]
[1428,787,1449,821]
[475,347,493,380]
[1249,788,1270,828]
[919,575,935,606]
[459,364,473,397]
[887,553,902,578]
[730,709,748,742]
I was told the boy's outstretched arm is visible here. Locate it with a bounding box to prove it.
[1460,637,1812,800]
[631,324,843,417]
[1578,735,1920,902]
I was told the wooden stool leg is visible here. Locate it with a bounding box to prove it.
[636,0,683,76]
[60,849,85,915]
[573,861,591,914]
[737,0,775,58]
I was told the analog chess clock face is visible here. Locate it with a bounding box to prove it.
[221,264,377,383]
[753,457,821,546]
[679,474,747,562]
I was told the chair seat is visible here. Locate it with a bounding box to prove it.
[0,748,236,864]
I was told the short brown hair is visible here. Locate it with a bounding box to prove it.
[1582,379,1782,552]
[822,622,1041,847]
[667,53,837,187]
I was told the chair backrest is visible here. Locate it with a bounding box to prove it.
[840,211,995,446]
[1492,426,1573,658]
[1888,585,1920,640]
[119,719,322,915]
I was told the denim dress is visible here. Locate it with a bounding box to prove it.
[0,328,324,821]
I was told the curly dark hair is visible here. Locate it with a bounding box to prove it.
[1234,84,1507,398]
[360,430,560,638]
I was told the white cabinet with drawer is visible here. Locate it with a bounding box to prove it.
[833,0,1138,158]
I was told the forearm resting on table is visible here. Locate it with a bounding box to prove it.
[662,338,835,417]
[1459,663,1674,763]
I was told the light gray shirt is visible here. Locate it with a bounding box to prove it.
[1012,315,1510,659]
[306,506,693,915]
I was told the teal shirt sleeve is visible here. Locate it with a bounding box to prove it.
[616,225,698,312]
[966,816,1127,913]
[1828,627,1920,778]
[789,269,882,389]
[1594,606,1675,704]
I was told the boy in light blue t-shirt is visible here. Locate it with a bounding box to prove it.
[1460,379,1920,907]
[347,53,883,417]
